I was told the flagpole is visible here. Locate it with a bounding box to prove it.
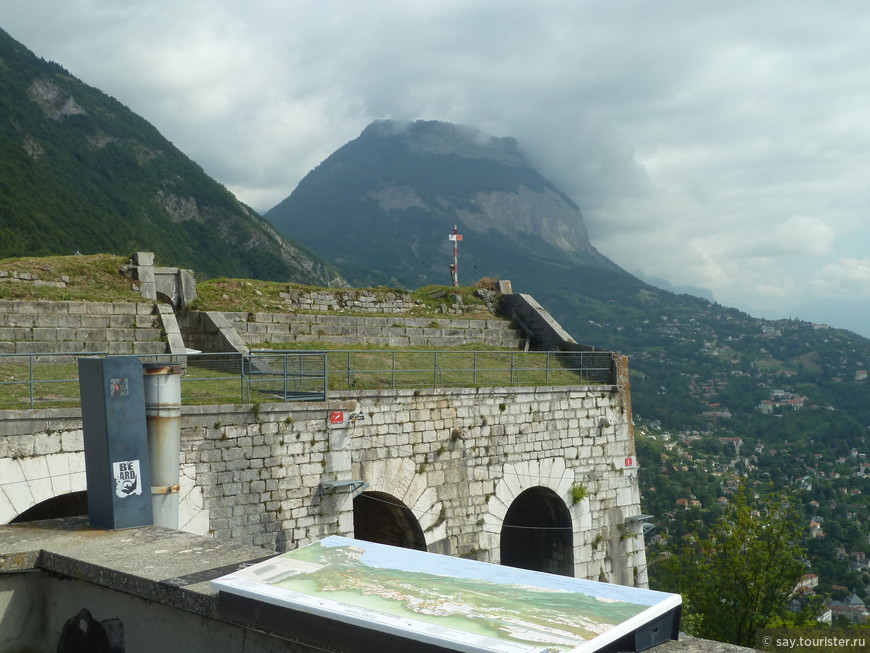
[453,224,459,287]
[448,224,463,287]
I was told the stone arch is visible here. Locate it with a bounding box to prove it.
[178,462,210,535]
[353,491,426,550]
[353,457,445,549]
[11,490,88,523]
[484,457,576,570]
[500,486,574,576]
[0,451,87,524]
[0,451,209,534]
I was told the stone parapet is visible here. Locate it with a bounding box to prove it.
[226,312,524,349]
[0,299,166,356]
[278,287,418,313]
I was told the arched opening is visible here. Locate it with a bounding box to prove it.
[11,491,88,524]
[500,486,574,576]
[353,491,426,551]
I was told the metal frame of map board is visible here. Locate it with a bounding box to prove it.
[212,535,681,653]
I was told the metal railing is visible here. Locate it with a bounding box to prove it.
[243,351,328,403]
[0,349,615,410]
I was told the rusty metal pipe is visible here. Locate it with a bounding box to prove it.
[143,363,182,529]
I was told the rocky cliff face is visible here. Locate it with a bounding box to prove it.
[266,119,611,288]
[458,186,595,254]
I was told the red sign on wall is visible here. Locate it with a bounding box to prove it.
[329,411,345,425]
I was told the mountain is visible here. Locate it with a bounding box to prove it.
[266,119,638,294]
[265,119,870,593]
[784,298,870,341]
[264,118,870,432]
[0,28,342,286]
[632,270,715,302]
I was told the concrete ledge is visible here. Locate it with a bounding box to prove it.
[0,517,270,619]
[0,518,314,652]
[0,518,751,652]
[0,407,82,437]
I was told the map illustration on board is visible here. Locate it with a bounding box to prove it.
[212,536,681,653]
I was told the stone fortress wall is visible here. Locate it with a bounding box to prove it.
[0,272,647,587]
[0,299,166,355]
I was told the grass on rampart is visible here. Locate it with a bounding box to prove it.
[245,342,599,393]
[0,346,595,410]
[0,258,572,408]
[0,254,146,303]
[193,277,498,318]
[0,253,500,319]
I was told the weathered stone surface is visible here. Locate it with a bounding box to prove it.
[227,310,524,349]
[1,381,644,587]
[0,299,167,357]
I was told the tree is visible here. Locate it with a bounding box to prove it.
[655,485,808,646]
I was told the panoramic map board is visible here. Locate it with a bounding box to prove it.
[212,536,681,653]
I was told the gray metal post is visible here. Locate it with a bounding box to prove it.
[78,356,153,529]
[143,363,182,529]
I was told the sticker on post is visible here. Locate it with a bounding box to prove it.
[113,460,142,497]
[110,377,128,397]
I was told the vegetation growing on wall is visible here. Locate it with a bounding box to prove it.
[0,254,143,302]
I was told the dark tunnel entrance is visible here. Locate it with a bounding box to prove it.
[10,490,88,524]
[353,491,427,551]
[500,486,574,576]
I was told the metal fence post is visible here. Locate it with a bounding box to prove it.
[29,354,34,409]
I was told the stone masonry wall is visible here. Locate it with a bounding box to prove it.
[0,300,166,355]
[0,382,647,586]
[279,288,418,313]
[0,408,210,536]
[0,269,70,288]
[224,312,525,349]
[273,287,500,315]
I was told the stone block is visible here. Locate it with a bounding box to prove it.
[33,434,62,456]
[32,315,60,328]
[104,328,140,342]
[31,327,59,342]
[81,315,111,329]
[53,328,79,342]
[134,342,167,355]
[109,315,136,328]
[135,314,157,328]
[250,480,266,493]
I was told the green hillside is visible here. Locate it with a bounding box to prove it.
[0,28,341,286]
[262,120,870,604]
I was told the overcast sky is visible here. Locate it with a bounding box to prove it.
[5,1,870,334]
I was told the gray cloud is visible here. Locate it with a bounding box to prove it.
[5,0,870,330]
